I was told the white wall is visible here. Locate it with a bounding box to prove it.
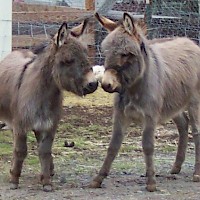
[0,0,12,60]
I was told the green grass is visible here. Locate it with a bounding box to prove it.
[0,130,12,156]
[159,144,177,153]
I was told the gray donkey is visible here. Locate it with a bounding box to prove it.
[90,13,200,192]
[0,19,98,191]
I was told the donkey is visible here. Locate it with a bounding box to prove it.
[0,19,98,191]
[90,12,200,192]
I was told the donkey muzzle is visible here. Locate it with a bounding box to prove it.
[101,70,121,93]
[83,81,98,95]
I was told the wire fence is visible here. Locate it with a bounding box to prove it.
[12,0,200,65]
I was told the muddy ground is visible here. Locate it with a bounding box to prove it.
[0,104,200,200]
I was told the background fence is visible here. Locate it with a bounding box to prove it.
[6,0,200,65]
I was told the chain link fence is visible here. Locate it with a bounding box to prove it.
[146,0,200,42]
[12,0,200,65]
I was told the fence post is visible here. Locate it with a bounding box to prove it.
[85,0,95,10]
[145,0,153,39]
[0,0,12,61]
[85,0,96,65]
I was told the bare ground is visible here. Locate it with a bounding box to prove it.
[0,105,200,200]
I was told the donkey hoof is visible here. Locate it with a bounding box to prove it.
[43,184,53,192]
[89,181,102,188]
[10,183,18,190]
[146,184,156,192]
[193,174,200,182]
[170,166,181,174]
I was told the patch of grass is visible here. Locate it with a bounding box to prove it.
[27,132,36,143]
[63,87,114,107]
[0,130,13,157]
[112,160,133,172]
[159,143,177,153]
[0,143,12,156]
[0,130,12,142]
[120,143,141,153]
[57,122,76,134]
[112,156,145,174]
[26,155,39,166]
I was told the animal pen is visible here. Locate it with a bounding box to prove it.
[1,0,200,63]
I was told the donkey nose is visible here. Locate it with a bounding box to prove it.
[86,81,98,93]
[102,83,112,93]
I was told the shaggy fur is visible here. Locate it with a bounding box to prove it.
[0,20,98,191]
[90,13,200,192]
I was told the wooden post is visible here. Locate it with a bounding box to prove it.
[85,0,95,11]
[85,0,96,65]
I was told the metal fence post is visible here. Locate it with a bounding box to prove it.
[145,0,153,39]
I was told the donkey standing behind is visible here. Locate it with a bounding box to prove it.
[0,20,98,191]
[90,13,200,192]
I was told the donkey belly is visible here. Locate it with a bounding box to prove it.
[0,88,13,124]
[0,50,35,124]
[160,94,190,123]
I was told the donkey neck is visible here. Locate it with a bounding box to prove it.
[24,45,62,100]
[126,74,146,103]
[35,45,57,85]
[125,45,157,103]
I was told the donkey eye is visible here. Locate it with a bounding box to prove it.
[121,53,129,58]
[60,59,75,67]
[65,59,75,65]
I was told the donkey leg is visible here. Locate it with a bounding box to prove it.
[188,103,200,182]
[142,117,157,192]
[34,131,54,176]
[171,112,189,174]
[10,128,27,189]
[90,109,130,188]
[37,131,55,192]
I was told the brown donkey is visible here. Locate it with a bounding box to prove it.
[90,13,200,192]
[0,20,98,191]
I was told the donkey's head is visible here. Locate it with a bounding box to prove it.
[95,13,147,93]
[52,19,98,96]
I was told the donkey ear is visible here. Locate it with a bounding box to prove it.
[95,12,117,32]
[70,18,89,37]
[123,13,136,35]
[54,22,69,47]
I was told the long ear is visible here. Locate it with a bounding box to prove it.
[95,12,117,32]
[54,22,69,47]
[70,18,89,37]
[123,13,137,35]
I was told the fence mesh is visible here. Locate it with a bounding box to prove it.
[12,0,200,65]
[146,0,200,42]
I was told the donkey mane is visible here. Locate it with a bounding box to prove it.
[31,41,50,55]
[17,57,36,89]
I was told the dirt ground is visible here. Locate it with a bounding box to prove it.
[0,105,200,200]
